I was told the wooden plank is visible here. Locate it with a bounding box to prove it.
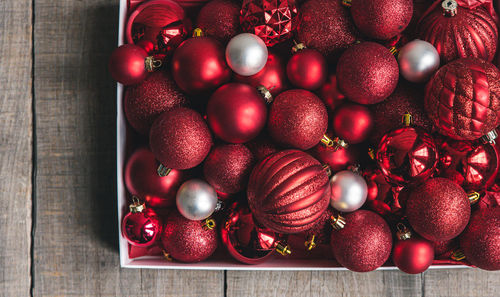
[423,269,500,297]
[0,0,33,296]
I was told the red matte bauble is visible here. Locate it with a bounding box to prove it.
[124,71,188,134]
[122,208,161,247]
[337,42,399,105]
[318,74,346,112]
[161,211,217,262]
[150,107,213,170]
[197,0,240,43]
[393,237,434,274]
[332,103,373,144]
[267,89,328,150]
[350,0,413,40]
[171,36,231,94]
[406,178,471,241]
[309,139,359,172]
[203,144,255,195]
[109,44,149,85]
[247,150,331,234]
[206,83,268,143]
[460,207,500,270]
[286,49,327,90]
[330,210,392,272]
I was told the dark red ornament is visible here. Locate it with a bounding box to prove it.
[122,198,161,247]
[332,103,373,145]
[286,47,327,90]
[433,239,457,257]
[197,0,240,43]
[174,0,210,9]
[247,150,331,234]
[363,168,393,216]
[318,74,346,112]
[109,44,155,86]
[393,235,434,274]
[301,207,336,247]
[245,133,281,161]
[309,137,359,172]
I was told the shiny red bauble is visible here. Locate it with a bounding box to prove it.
[330,210,392,272]
[122,204,161,247]
[109,44,150,85]
[286,48,327,90]
[309,139,359,172]
[318,74,345,112]
[337,42,399,105]
[363,168,393,216]
[197,0,240,43]
[171,36,231,94]
[424,58,500,141]
[332,103,373,144]
[150,107,212,170]
[206,83,267,143]
[393,236,434,274]
[268,89,328,150]
[247,150,331,234]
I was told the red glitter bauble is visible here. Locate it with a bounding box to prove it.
[393,236,434,274]
[268,89,328,150]
[433,239,457,257]
[206,83,268,143]
[150,107,212,170]
[203,144,255,195]
[246,133,281,161]
[337,42,399,105]
[174,0,210,9]
[122,206,161,247]
[330,210,392,272]
[350,0,413,40]
[197,0,240,43]
[424,58,500,141]
[460,207,500,270]
[247,150,331,234]
[124,71,188,135]
[109,44,149,85]
[406,178,471,241]
[240,0,298,47]
[318,74,346,112]
[309,138,359,172]
[286,48,327,90]
[332,103,373,144]
[161,211,217,262]
[172,36,231,94]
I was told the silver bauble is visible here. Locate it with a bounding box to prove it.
[398,40,440,83]
[329,170,368,212]
[176,179,218,221]
[226,33,268,76]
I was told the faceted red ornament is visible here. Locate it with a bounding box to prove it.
[318,74,346,112]
[240,0,298,47]
[197,0,240,43]
[109,44,150,86]
[286,48,327,90]
[332,103,373,145]
[122,201,161,247]
[363,168,393,216]
[393,236,435,274]
[308,136,359,172]
[424,58,500,141]
[247,150,331,234]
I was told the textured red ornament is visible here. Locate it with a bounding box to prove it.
[240,0,298,47]
[393,236,435,274]
[318,74,346,112]
[245,133,281,161]
[149,107,213,170]
[161,211,217,262]
[460,207,500,270]
[332,103,373,144]
[406,178,471,241]
[286,48,327,90]
[206,83,268,143]
[337,42,399,105]
[171,36,231,95]
[124,71,188,135]
[424,58,500,141]
[247,150,331,234]
[433,239,457,257]
[268,89,328,150]
[197,0,240,43]
[309,138,359,172]
[109,44,149,85]
[122,206,161,247]
[301,207,335,246]
[330,210,392,272]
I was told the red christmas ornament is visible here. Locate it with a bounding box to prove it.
[286,47,327,90]
[418,0,498,64]
[363,168,393,216]
[122,198,162,247]
[150,107,213,170]
[301,207,336,247]
[392,230,434,274]
[174,0,210,9]
[247,150,331,234]
[124,71,188,134]
[172,36,231,94]
[268,89,328,150]
[337,42,399,105]
[425,58,500,141]
[240,0,298,47]
[309,137,360,172]
[460,207,500,270]
[109,44,158,85]
[197,0,240,43]
[318,74,346,112]
[330,210,392,272]
[206,83,268,143]
[161,211,218,262]
[406,178,471,241]
[246,133,281,161]
[332,103,373,145]
[433,239,457,257]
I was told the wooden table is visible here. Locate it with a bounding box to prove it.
[1,0,499,296]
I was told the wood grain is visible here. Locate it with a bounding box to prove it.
[423,269,500,297]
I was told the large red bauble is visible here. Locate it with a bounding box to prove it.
[197,0,240,43]
[309,138,359,172]
[122,207,161,247]
[247,150,331,234]
[149,107,212,170]
[206,83,267,143]
[203,144,255,195]
[330,210,392,272]
[171,36,231,94]
[337,42,399,105]
[267,89,328,150]
[109,44,149,85]
[460,207,500,270]
[161,211,217,262]
[406,178,471,241]
[124,71,188,134]
[286,49,327,90]
[393,236,435,274]
[318,74,346,112]
[332,103,373,144]
[424,58,500,141]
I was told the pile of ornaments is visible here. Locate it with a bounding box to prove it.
[113,0,500,273]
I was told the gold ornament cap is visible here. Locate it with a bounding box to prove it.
[451,249,466,261]
[402,112,413,127]
[202,218,216,230]
[321,134,349,150]
[292,42,307,53]
[396,223,412,241]
[305,235,317,251]
[330,213,346,230]
[257,85,273,104]
[144,56,162,72]
[129,196,145,213]
[192,28,204,37]
[342,0,352,7]
[442,0,458,17]
[468,191,480,205]
[157,164,171,177]
[275,242,292,256]
[481,130,498,144]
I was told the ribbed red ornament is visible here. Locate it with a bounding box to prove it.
[393,236,434,274]
[247,150,331,234]
[196,0,240,43]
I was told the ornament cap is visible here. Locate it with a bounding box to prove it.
[451,249,466,261]
[291,42,307,53]
[468,191,480,205]
[396,223,412,240]
[341,0,352,7]
[275,242,292,256]
[257,85,274,104]
[305,234,317,251]
[442,0,457,17]
[367,148,376,160]
[202,217,216,230]
[389,46,399,56]
[129,196,145,213]
[330,213,347,230]
[402,112,413,127]
[322,164,332,177]
[144,56,162,72]
[192,28,204,37]
[162,250,173,261]
[480,130,498,144]
[321,134,349,150]
[157,164,171,177]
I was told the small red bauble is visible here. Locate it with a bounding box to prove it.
[460,207,500,271]
[122,200,161,247]
[161,211,217,263]
[109,44,151,86]
[247,150,331,234]
[318,74,346,112]
[393,236,434,274]
[406,178,471,241]
[309,138,359,172]
[363,168,393,216]
[337,42,399,105]
[171,36,231,95]
[197,0,240,43]
[286,48,327,90]
[330,210,392,272]
[206,83,267,143]
[424,57,500,141]
[332,103,373,144]
[268,89,328,150]
[150,107,212,170]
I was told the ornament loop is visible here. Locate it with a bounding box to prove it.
[396,223,412,240]
[467,191,480,205]
[202,218,216,230]
[442,0,457,17]
[129,196,145,213]
[144,56,162,72]
[157,164,171,177]
[257,85,274,104]
[291,42,306,53]
[162,250,173,261]
[275,242,292,256]
[330,213,346,230]
[341,0,352,7]
[389,46,399,56]
[305,234,317,251]
[451,249,466,261]
[480,130,498,145]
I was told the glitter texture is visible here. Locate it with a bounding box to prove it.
[245,132,281,161]
[197,0,240,43]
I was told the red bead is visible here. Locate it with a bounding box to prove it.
[197,0,240,43]
[318,74,345,112]
[109,44,149,85]
[393,237,434,274]
[286,49,327,90]
[332,103,373,144]
[122,208,161,247]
